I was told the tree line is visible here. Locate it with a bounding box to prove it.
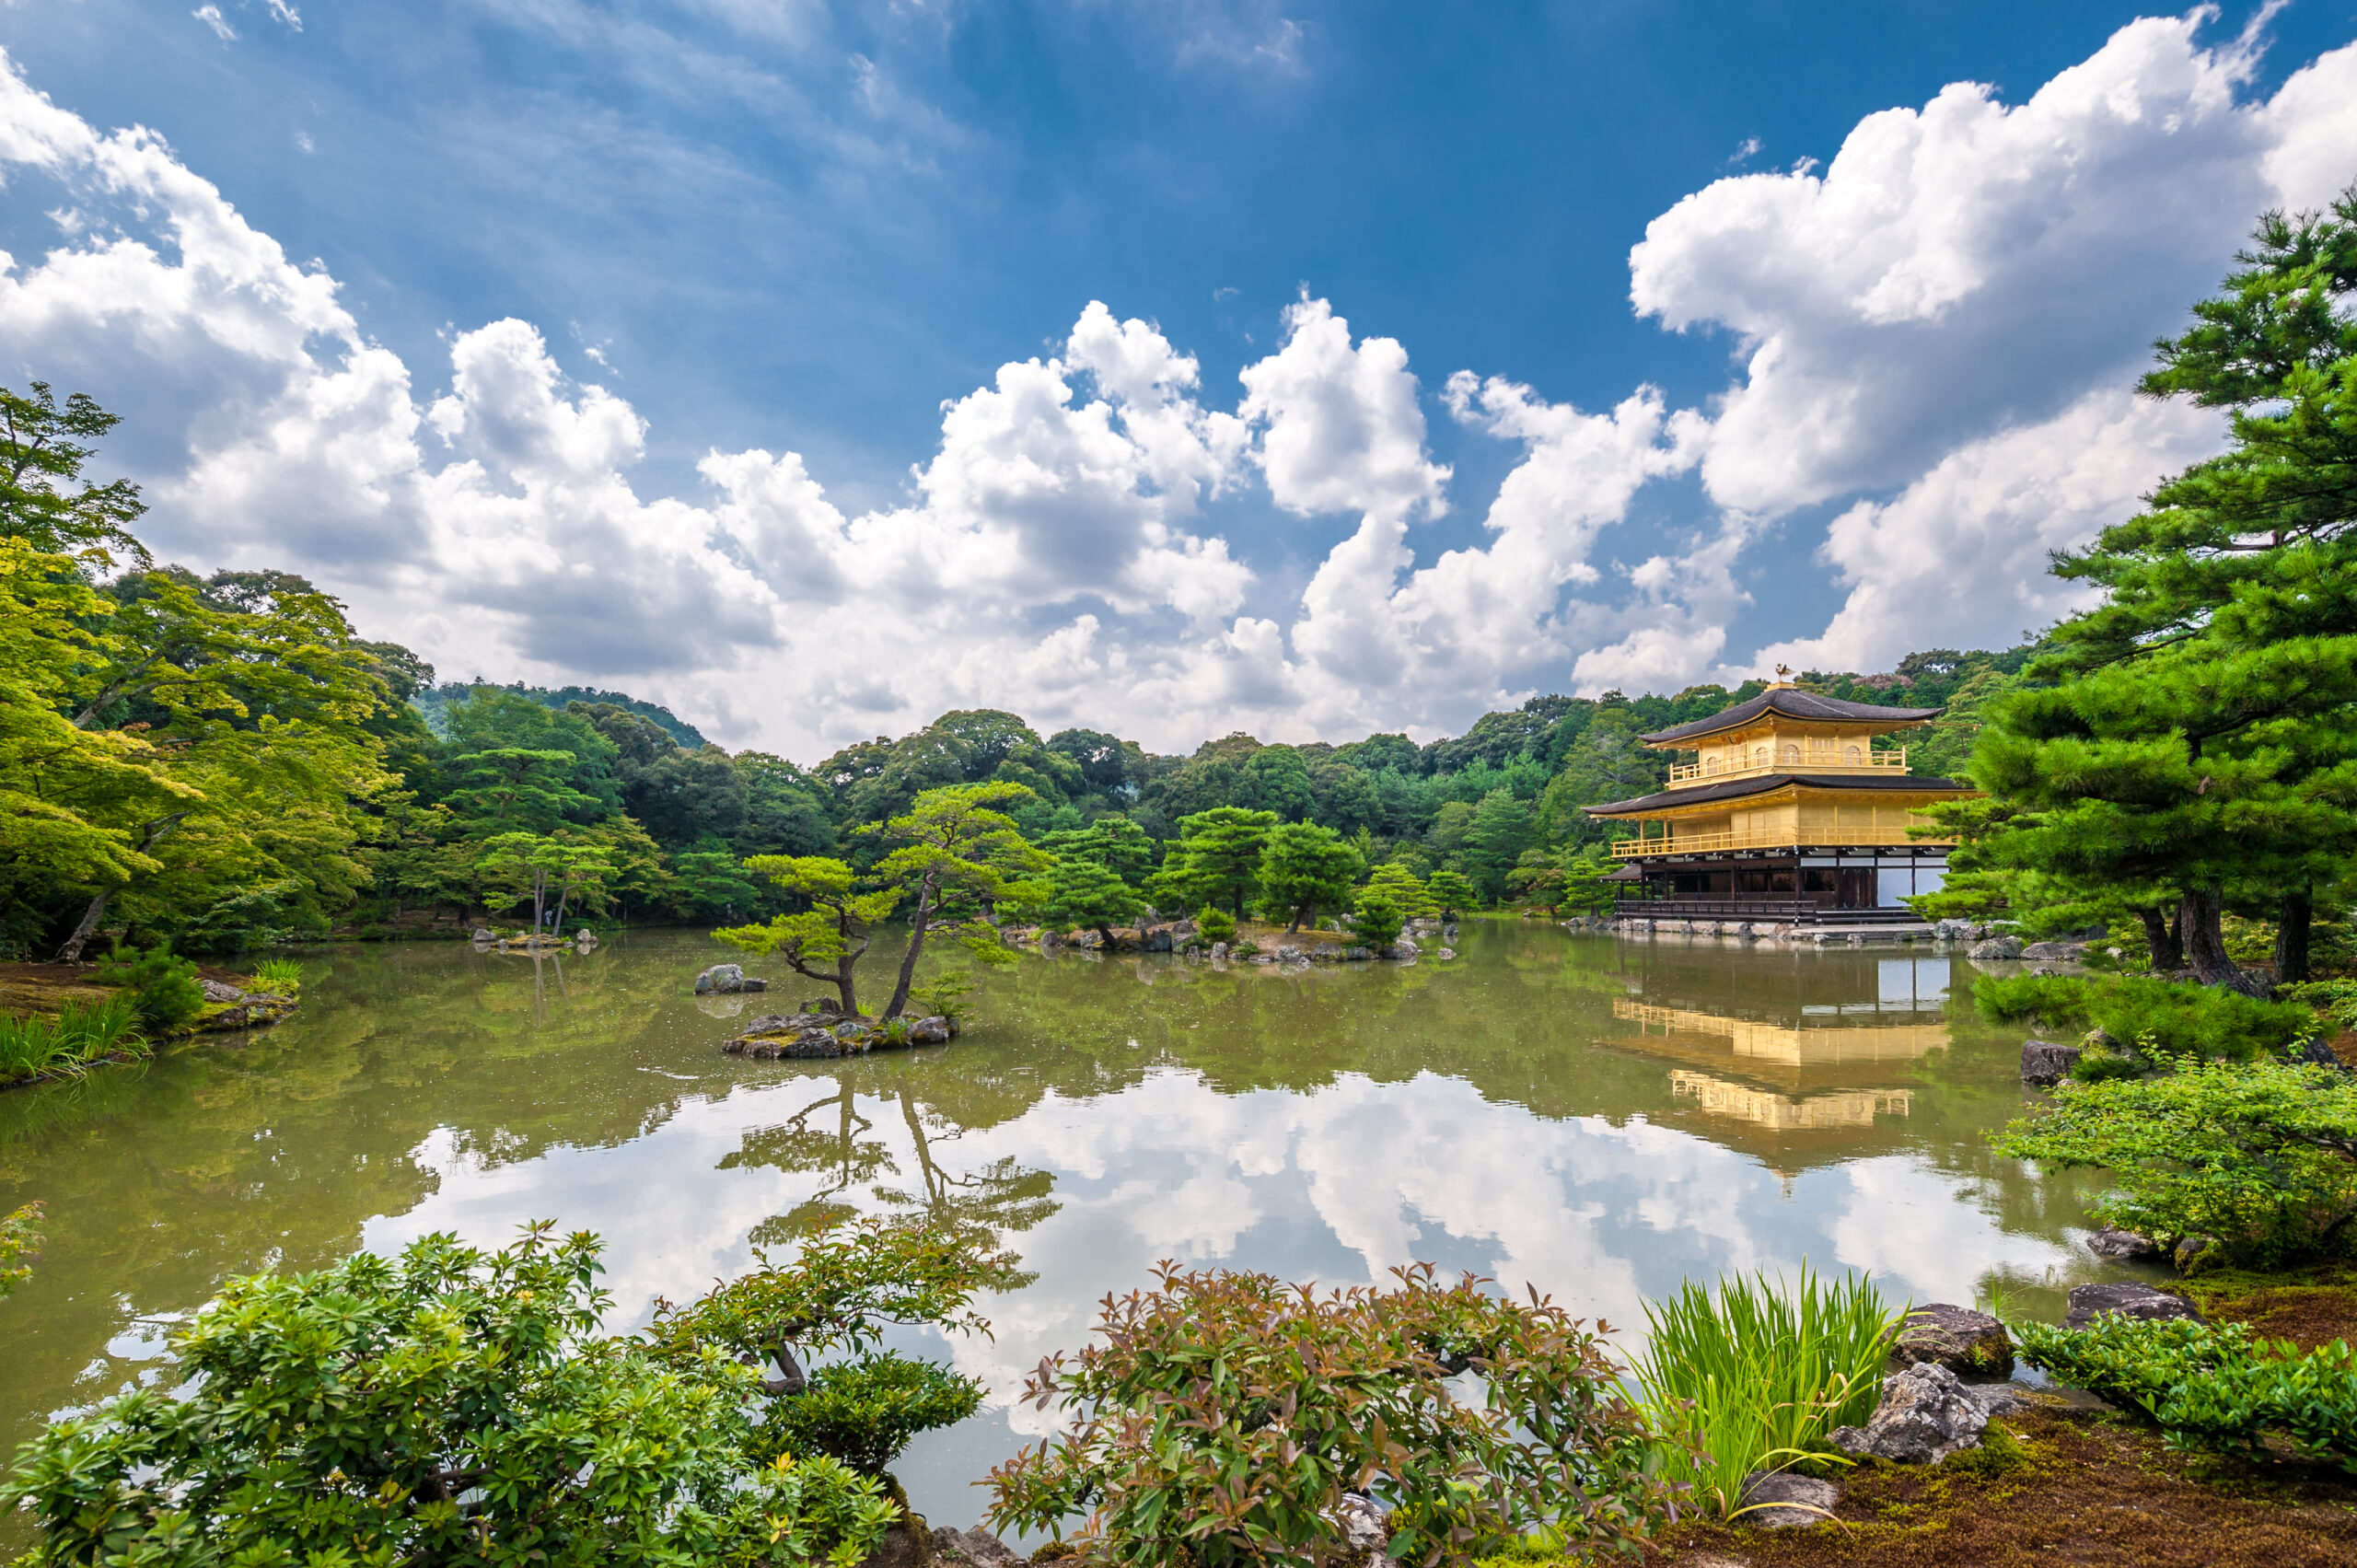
[0,369,2022,961]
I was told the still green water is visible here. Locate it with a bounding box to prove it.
[0,923,2117,1536]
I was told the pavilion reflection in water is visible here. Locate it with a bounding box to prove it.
[1605,951,1954,1171]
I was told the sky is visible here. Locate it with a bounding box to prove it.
[3,0,2355,759]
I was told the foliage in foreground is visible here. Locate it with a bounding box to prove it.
[0,994,143,1085]
[0,1219,1016,1567]
[1993,1060,2357,1267]
[1971,971,2316,1062]
[984,1261,1667,1568]
[2015,1313,2357,1474]
[770,1352,986,1476]
[1630,1267,1899,1518]
[0,1201,40,1296]
[644,1214,1019,1475]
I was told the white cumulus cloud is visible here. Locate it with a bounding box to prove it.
[4,16,2357,751]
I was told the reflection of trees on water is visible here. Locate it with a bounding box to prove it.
[722,1083,1056,1272]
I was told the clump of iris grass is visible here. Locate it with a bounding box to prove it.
[1630,1264,1903,1519]
[248,957,304,996]
[0,996,146,1086]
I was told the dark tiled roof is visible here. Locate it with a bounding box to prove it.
[1642,688,1944,746]
[1584,772,1972,817]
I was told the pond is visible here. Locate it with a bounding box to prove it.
[0,922,2128,1540]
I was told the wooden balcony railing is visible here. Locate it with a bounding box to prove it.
[1666,747,1909,785]
[1610,825,1956,859]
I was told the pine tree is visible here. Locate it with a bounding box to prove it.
[1255,822,1363,932]
[1964,189,2357,988]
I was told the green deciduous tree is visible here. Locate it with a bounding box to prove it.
[0,382,149,569]
[1254,820,1362,932]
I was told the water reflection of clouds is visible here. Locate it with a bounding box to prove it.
[374,1060,2077,1435]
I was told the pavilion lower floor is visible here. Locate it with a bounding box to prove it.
[1608,846,1949,924]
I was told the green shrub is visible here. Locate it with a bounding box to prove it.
[248,957,305,996]
[95,943,206,1035]
[1630,1267,1900,1518]
[2282,980,2357,1031]
[772,1352,984,1475]
[1195,904,1236,946]
[2015,1313,2357,1473]
[1992,1059,2357,1267]
[1974,971,2312,1062]
[1350,888,1405,951]
[0,1225,900,1567]
[0,1201,40,1297]
[984,1261,1667,1568]
[645,1214,1021,1478]
[0,995,144,1084]
[906,973,975,1026]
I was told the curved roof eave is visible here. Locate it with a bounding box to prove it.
[1641,689,1945,747]
[1583,772,1974,817]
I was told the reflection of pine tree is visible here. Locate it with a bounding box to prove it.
[722,1084,898,1238]
[722,1084,1056,1277]
[865,1093,1051,1289]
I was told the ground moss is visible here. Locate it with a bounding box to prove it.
[1643,1407,2357,1566]
[2181,1264,2357,1351]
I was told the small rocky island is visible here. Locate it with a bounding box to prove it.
[718,1002,958,1060]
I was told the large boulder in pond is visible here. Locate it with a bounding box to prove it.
[1829,1363,1988,1465]
[908,1016,953,1045]
[2063,1282,2202,1330]
[1969,935,2025,960]
[694,963,743,994]
[2020,1038,2082,1086]
[1893,1304,2014,1378]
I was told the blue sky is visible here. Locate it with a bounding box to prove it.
[3,1,2353,754]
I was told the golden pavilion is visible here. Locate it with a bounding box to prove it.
[1584,680,1974,925]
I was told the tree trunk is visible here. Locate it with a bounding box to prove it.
[55,888,116,963]
[2179,888,2263,994]
[2275,887,2314,986]
[2139,903,2184,972]
[56,814,184,961]
[883,875,937,1022]
[550,875,572,939]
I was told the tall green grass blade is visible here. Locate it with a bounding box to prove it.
[1630,1263,1901,1517]
[0,995,145,1086]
